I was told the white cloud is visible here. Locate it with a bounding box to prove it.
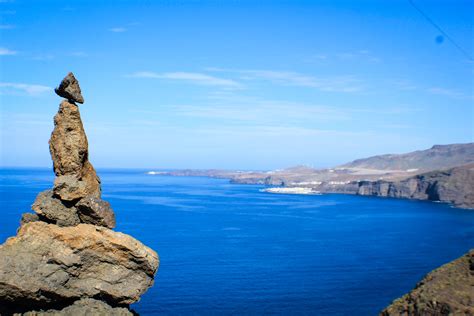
[128,71,242,87]
[109,27,127,33]
[0,82,52,95]
[0,47,17,55]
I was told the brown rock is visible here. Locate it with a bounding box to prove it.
[20,213,40,226]
[79,160,101,198]
[32,190,80,226]
[18,298,133,316]
[0,222,159,313]
[53,175,88,201]
[49,100,88,175]
[76,196,116,229]
[380,250,474,315]
[54,72,84,104]
[49,100,100,198]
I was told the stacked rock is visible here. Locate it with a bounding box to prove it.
[0,73,159,315]
[22,72,112,229]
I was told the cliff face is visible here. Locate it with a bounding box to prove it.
[0,73,159,315]
[357,164,474,209]
[380,250,474,315]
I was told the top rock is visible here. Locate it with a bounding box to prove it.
[55,72,84,104]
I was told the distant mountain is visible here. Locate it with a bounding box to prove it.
[340,143,474,172]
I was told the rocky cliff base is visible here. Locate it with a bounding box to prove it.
[16,299,132,316]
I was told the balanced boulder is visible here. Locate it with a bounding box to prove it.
[54,72,84,104]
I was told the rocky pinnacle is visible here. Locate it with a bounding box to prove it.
[0,73,159,314]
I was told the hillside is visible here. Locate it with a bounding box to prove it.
[340,143,474,172]
[381,250,474,315]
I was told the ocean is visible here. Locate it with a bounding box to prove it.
[1,168,473,315]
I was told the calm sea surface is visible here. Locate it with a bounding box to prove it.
[1,168,473,315]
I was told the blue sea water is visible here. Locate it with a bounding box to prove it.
[1,168,473,315]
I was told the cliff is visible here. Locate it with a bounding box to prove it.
[356,164,474,209]
[380,250,474,315]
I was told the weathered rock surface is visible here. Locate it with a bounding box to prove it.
[76,196,116,229]
[380,250,474,315]
[54,72,84,104]
[17,298,133,316]
[20,213,40,226]
[49,100,100,199]
[0,222,159,314]
[53,175,89,202]
[32,190,80,227]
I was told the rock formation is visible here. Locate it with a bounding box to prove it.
[0,73,159,315]
[380,250,474,315]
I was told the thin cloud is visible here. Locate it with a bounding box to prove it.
[0,82,52,95]
[392,79,417,91]
[305,50,381,64]
[336,50,381,63]
[207,68,364,92]
[0,47,17,55]
[31,54,55,61]
[0,24,15,29]
[427,87,472,100]
[69,51,88,57]
[128,71,242,88]
[109,27,127,32]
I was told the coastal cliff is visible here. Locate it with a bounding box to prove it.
[380,250,474,315]
[0,73,159,315]
[356,164,474,209]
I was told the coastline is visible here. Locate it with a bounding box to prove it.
[150,161,474,210]
[260,187,321,195]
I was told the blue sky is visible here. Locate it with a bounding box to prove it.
[0,0,473,170]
